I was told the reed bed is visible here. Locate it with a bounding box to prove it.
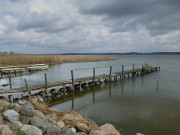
[0,54,116,66]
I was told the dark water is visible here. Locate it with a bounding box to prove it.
[1,55,180,135]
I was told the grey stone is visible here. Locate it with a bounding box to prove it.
[46,124,61,135]
[3,109,20,123]
[76,132,87,135]
[89,130,105,135]
[57,121,65,129]
[136,133,145,135]
[0,125,13,135]
[11,121,22,131]
[76,123,88,133]
[20,101,34,116]
[34,110,46,119]
[31,116,52,130]
[18,100,25,105]
[14,103,21,113]
[0,114,4,124]
[61,127,76,135]
[20,125,42,135]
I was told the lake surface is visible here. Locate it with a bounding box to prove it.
[1,55,180,135]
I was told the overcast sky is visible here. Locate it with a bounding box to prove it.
[0,0,180,54]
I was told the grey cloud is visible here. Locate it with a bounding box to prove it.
[79,0,180,35]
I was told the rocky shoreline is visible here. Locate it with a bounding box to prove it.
[0,99,121,135]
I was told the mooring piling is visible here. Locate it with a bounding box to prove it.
[44,73,48,94]
[24,79,31,100]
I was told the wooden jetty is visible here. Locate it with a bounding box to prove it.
[0,64,49,78]
[0,63,160,103]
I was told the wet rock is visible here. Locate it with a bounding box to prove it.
[14,103,21,113]
[20,125,42,135]
[45,124,61,135]
[99,123,120,135]
[89,130,105,135]
[76,123,88,133]
[11,121,22,131]
[61,127,76,135]
[3,109,20,123]
[20,101,34,116]
[57,121,65,129]
[31,116,52,130]
[0,125,13,135]
[34,110,46,119]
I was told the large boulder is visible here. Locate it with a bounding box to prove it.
[76,123,88,133]
[99,123,120,135]
[45,124,61,135]
[20,101,34,116]
[89,130,105,135]
[34,110,46,120]
[31,116,52,130]
[20,125,42,135]
[61,127,76,135]
[0,125,13,135]
[14,103,21,113]
[10,121,22,131]
[3,109,19,123]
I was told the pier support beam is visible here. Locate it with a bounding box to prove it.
[9,73,12,89]
[122,65,124,79]
[24,79,31,101]
[93,68,95,86]
[109,66,112,81]
[71,70,74,86]
[44,73,48,94]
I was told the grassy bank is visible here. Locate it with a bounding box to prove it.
[0,54,117,66]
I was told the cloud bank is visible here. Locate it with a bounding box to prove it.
[0,0,180,54]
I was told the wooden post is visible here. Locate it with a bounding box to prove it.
[109,66,112,81]
[142,63,144,69]
[44,73,48,94]
[122,65,124,79]
[133,64,135,73]
[71,70,74,86]
[8,95,13,103]
[9,73,12,89]
[157,80,159,93]
[93,68,95,85]
[24,79,31,101]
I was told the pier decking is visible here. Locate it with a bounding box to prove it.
[0,64,160,100]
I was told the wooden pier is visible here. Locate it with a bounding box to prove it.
[0,64,49,78]
[0,63,160,102]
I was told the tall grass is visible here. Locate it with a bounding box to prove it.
[0,54,116,66]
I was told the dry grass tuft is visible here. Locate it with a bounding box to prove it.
[0,54,117,66]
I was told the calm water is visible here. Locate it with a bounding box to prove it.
[1,55,180,135]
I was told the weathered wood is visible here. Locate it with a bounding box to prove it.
[8,95,13,103]
[93,68,95,85]
[44,73,48,94]
[71,70,74,86]
[109,66,112,81]
[0,65,160,96]
[24,79,31,100]
[9,73,12,89]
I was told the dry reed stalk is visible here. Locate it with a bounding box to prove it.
[0,54,117,66]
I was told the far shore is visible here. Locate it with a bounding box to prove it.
[0,54,117,67]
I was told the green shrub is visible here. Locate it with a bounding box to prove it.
[7,104,14,110]
[16,131,27,135]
